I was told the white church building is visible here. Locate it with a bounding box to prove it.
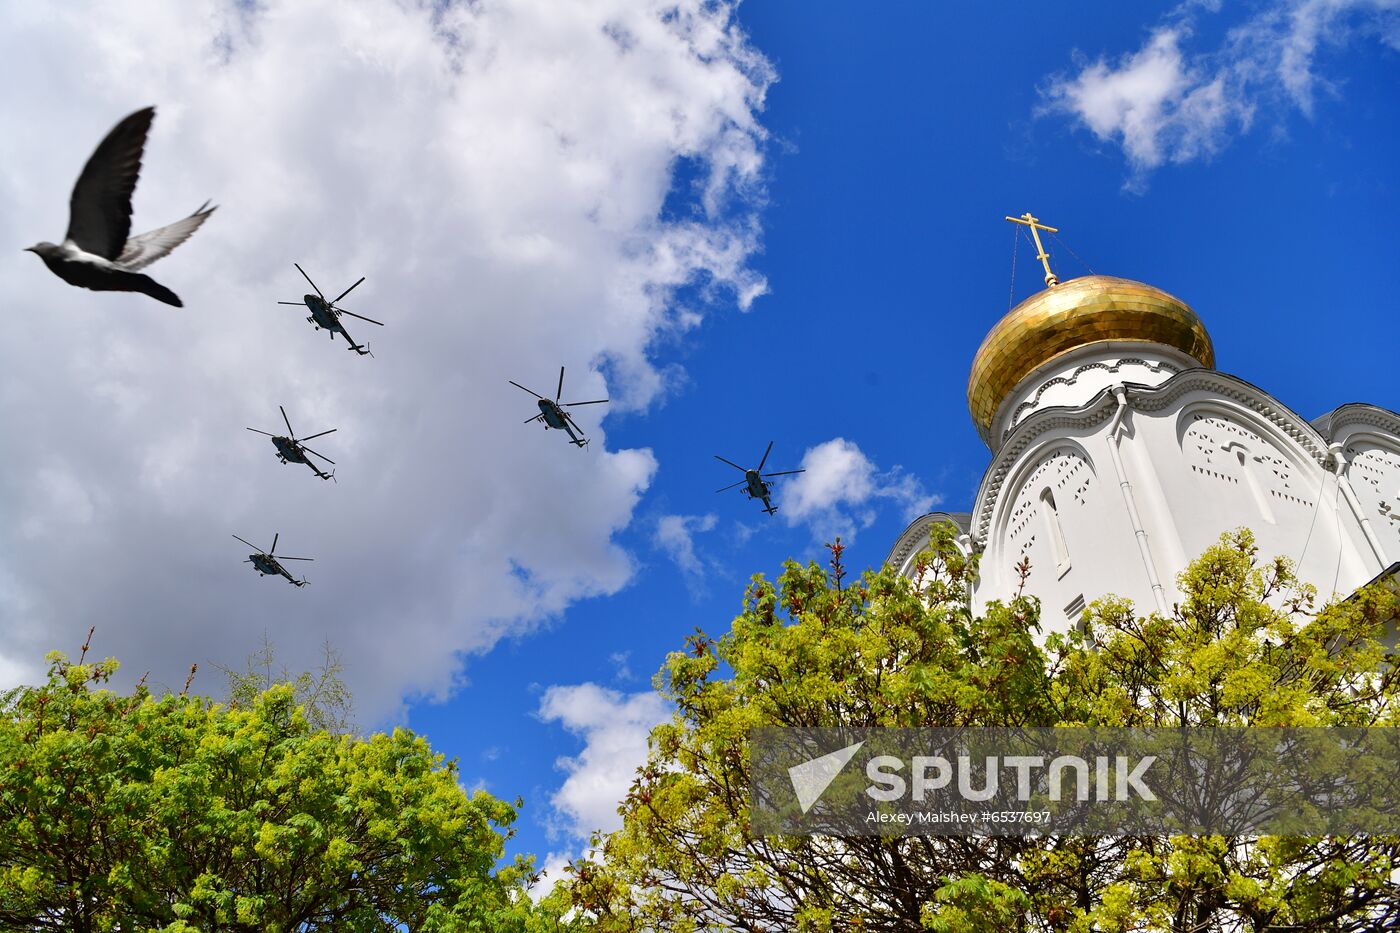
[887,253,1400,635]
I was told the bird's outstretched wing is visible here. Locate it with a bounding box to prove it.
[67,107,155,260]
[117,201,217,270]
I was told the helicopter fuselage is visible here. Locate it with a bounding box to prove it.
[269,436,308,464]
[301,293,371,354]
[537,399,569,430]
[249,553,281,576]
[743,470,770,499]
[248,553,307,585]
[742,471,778,513]
[302,294,342,332]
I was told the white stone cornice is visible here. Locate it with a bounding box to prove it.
[1312,403,1400,443]
[1129,372,1330,461]
[1002,357,1183,441]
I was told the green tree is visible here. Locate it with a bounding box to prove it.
[561,526,1400,931]
[0,645,574,932]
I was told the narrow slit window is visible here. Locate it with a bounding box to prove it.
[1039,487,1071,575]
[1235,447,1276,524]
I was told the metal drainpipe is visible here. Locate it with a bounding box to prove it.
[1329,442,1388,572]
[1106,385,1171,615]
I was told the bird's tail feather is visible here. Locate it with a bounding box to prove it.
[131,273,182,307]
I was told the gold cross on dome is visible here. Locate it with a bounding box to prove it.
[1005,212,1060,287]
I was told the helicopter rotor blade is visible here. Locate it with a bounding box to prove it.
[757,440,774,472]
[278,556,314,562]
[510,381,545,400]
[556,366,565,402]
[277,301,305,306]
[299,428,337,442]
[300,446,336,465]
[714,455,748,472]
[335,308,385,326]
[232,534,262,552]
[280,405,295,438]
[270,533,279,556]
[563,399,608,407]
[524,414,543,424]
[762,469,806,477]
[246,427,277,437]
[716,480,746,493]
[294,263,325,300]
[332,276,366,304]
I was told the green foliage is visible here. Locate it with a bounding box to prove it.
[562,526,1400,931]
[0,647,574,932]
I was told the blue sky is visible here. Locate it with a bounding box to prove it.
[1,0,1397,881]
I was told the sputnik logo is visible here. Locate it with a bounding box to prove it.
[788,741,864,813]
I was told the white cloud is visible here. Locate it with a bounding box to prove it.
[530,849,579,903]
[1040,0,1400,183]
[537,682,668,840]
[778,438,935,543]
[608,650,635,682]
[653,512,718,593]
[1040,27,1250,179]
[1259,0,1400,114]
[0,0,773,718]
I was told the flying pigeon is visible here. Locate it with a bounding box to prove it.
[25,107,215,308]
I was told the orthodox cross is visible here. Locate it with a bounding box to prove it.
[1005,212,1059,287]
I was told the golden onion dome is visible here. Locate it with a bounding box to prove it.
[967,275,1213,442]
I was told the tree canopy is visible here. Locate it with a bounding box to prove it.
[3,528,1395,931]
[561,526,1400,931]
[0,644,572,932]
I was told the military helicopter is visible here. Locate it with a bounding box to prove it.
[278,263,382,356]
[715,442,805,515]
[246,405,336,481]
[232,533,312,587]
[510,366,608,448]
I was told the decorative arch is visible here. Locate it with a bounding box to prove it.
[1342,432,1400,551]
[1177,403,1318,524]
[992,439,1097,585]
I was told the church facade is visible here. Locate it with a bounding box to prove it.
[887,271,1400,635]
